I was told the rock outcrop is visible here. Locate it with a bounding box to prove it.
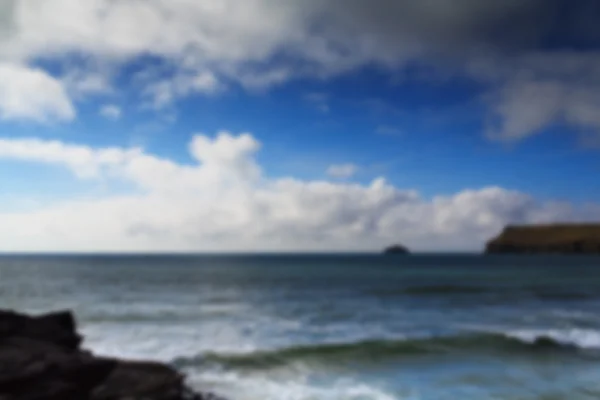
[0,310,223,400]
[486,224,600,254]
[383,244,410,255]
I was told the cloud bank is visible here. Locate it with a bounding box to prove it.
[0,132,597,253]
[1,0,599,139]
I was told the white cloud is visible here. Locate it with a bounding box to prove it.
[4,0,564,76]
[2,0,527,81]
[99,104,122,120]
[143,71,221,109]
[63,66,113,98]
[0,131,597,252]
[0,63,75,122]
[0,137,141,179]
[327,163,359,179]
[488,80,600,141]
[473,52,600,140]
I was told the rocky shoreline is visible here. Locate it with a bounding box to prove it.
[0,309,224,400]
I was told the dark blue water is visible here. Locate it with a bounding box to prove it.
[1,255,600,399]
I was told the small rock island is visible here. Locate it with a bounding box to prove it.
[383,244,410,255]
[486,224,600,254]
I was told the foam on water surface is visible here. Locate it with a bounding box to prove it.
[185,369,401,400]
[505,328,600,349]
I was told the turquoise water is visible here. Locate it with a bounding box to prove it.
[1,255,600,399]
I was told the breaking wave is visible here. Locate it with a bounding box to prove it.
[174,329,600,370]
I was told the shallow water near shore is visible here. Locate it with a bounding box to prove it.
[2,254,600,399]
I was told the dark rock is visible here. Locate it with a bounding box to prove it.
[383,244,410,255]
[91,360,185,400]
[486,224,600,254]
[37,311,78,334]
[0,310,81,350]
[0,337,115,399]
[0,310,220,400]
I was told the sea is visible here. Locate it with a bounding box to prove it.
[1,254,600,400]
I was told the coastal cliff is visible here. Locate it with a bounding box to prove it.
[0,310,223,400]
[485,224,600,254]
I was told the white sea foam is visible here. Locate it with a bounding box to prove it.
[459,321,600,350]
[185,369,405,400]
[82,323,263,361]
[505,328,600,349]
[84,324,411,400]
[81,308,317,362]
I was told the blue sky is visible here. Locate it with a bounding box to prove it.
[0,0,599,252]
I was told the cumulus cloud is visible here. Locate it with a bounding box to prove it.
[0,131,597,252]
[476,52,600,140]
[99,104,122,120]
[0,63,75,122]
[327,164,359,179]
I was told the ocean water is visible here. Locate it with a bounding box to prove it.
[1,255,600,400]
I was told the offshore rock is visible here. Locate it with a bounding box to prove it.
[383,244,410,255]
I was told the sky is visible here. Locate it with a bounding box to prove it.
[0,0,599,252]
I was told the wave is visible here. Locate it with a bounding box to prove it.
[504,328,600,350]
[185,370,398,400]
[174,329,600,370]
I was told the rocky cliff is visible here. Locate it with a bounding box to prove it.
[0,309,225,400]
[485,224,600,254]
